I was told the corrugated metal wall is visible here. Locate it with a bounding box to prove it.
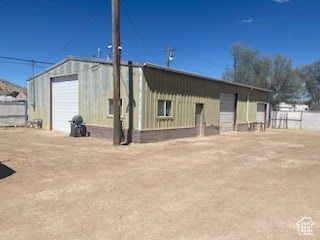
[28,59,141,131]
[142,66,270,130]
[28,59,270,133]
[27,71,50,129]
[78,62,140,130]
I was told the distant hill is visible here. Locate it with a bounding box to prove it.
[0,79,27,96]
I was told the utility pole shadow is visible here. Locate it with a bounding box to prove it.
[0,161,16,179]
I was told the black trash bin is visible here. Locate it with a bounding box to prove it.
[70,115,87,137]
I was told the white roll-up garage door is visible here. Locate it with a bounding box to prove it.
[52,75,79,133]
[219,93,236,132]
[256,103,266,123]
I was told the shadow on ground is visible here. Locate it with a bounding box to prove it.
[0,162,15,179]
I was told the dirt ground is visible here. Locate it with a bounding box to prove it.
[0,128,319,240]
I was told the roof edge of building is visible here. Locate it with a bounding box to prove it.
[142,62,272,93]
[27,56,271,93]
[27,56,143,81]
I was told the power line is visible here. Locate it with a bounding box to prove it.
[42,13,94,61]
[0,60,49,69]
[121,3,159,64]
[116,2,226,71]
[177,48,226,70]
[170,62,216,77]
[0,56,53,65]
[0,60,32,66]
[0,56,54,80]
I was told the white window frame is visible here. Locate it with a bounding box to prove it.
[108,98,123,116]
[157,100,173,117]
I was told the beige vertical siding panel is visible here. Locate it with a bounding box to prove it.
[27,81,33,121]
[120,66,127,128]
[106,65,113,127]
[78,62,83,120]
[132,68,140,130]
[29,60,125,130]
[144,78,150,129]
[95,66,101,125]
[98,67,103,125]
[143,80,148,129]
[58,65,65,75]
[88,62,93,123]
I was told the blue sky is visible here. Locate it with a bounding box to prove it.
[1,0,320,87]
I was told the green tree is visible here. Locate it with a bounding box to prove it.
[270,55,292,105]
[223,42,306,107]
[269,55,304,106]
[223,42,271,88]
[252,56,272,89]
[300,61,320,110]
[231,42,259,85]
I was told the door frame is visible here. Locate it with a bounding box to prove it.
[195,103,204,136]
[233,93,238,131]
[50,74,78,131]
[219,92,237,132]
[256,102,268,131]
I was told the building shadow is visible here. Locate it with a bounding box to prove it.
[0,162,15,179]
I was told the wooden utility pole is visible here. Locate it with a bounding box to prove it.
[112,0,121,145]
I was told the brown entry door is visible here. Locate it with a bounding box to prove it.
[195,104,204,136]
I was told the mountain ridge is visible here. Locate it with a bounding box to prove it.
[0,79,27,96]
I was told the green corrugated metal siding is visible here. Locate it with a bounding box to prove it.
[247,90,270,121]
[28,58,270,133]
[28,59,141,131]
[78,62,140,130]
[142,66,270,130]
[28,72,50,129]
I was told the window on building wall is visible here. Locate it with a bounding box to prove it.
[108,99,122,115]
[157,100,172,117]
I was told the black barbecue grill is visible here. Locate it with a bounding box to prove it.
[69,115,88,137]
[72,115,83,125]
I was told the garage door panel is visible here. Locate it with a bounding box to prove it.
[52,77,78,133]
[256,103,266,123]
[219,93,236,132]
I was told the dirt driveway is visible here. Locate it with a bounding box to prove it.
[0,128,319,239]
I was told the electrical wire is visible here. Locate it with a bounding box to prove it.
[177,48,226,70]
[0,56,53,65]
[43,13,95,61]
[121,3,160,64]
[0,61,32,66]
[170,62,216,77]
[119,6,226,71]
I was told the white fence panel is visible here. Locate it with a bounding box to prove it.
[271,111,320,131]
[0,101,28,127]
[301,112,320,131]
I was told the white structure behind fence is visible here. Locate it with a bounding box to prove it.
[271,111,320,131]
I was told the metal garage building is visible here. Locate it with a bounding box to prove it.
[27,56,271,143]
